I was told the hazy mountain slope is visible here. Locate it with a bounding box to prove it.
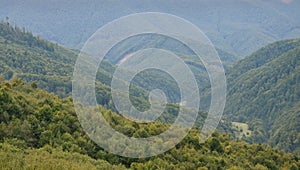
[103,33,237,106]
[0,79,299,169]
[0,22,229,129]
[104,33,238,67]
[1,0,299,56]
[0,21,115,99]
[0,21,237,110]
[225,38,300,152]
[2,20,299,154]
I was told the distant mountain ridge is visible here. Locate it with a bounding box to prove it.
[1,0,299,56]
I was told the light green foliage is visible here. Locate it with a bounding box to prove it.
[0,143,125,170]
[0,20,300,169]
[0,80,299,169]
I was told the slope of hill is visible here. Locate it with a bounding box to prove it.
[0,21,237,136]
[0,79,299,169]
[104,33,238,67]
[225,38,300,153]
[0,21,237,112]
[0,21,77,97]
[103,33,237,106]
[227,39,300,80]
[1,19,300,157]
[1,0,299,56]
[0,21,118,103]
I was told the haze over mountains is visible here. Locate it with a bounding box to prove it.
[0,1,300,169]
[1,19,300,154]
[1,0,300,56]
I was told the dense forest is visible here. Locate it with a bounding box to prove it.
[1,20,300,169]
[0,20,234,127]
[225,39,300,153]
[0,79,299,169]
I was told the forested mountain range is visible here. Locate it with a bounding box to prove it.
[0,19,300,169]
[0,20,237,133]
[0,21,236,118]
[1,0,299,56]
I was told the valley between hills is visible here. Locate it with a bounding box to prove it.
[0,16,300,169]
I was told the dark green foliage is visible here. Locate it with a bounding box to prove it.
[0,21,54,52]
[225,38,300,153]
[0,21,237,118]
[0,21,75,97]
[0,79,299,169]
[0,22,233,132]
[0,21,115,100]
[227,39,300,80]
[0,19,300,169]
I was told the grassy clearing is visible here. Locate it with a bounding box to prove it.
[232,122,252,139]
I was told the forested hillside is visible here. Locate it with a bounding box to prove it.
[0,21,235,114]
[0,21,236,99]
[1,20,300,169]
[0,21,117,99]
[225,39,300,153]
[0,79,299,169]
